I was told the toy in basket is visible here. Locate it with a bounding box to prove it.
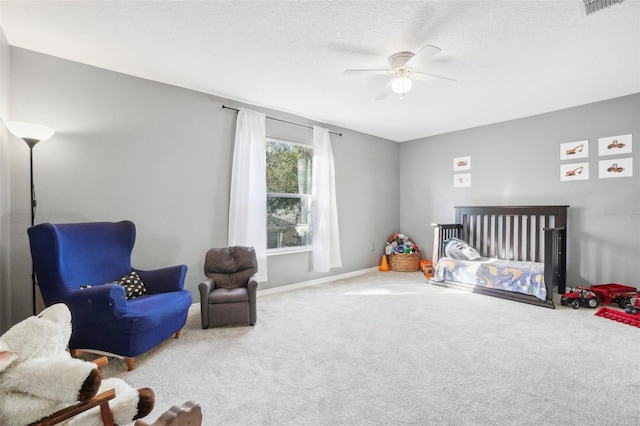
[385,233,420,272]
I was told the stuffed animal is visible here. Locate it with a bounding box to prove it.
[385,232,419,255]
[0,303,155,426]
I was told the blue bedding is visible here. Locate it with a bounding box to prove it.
[433,257,547,301]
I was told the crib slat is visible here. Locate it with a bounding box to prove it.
[525,215,532,261]
[462,214,469,243]
[517,216,523,261]
[535,215,542,261]
[478,215,485,254]
[509,215,515,260]
[490,215,497,258]
[475,214,481,252]
[499,215,506,259]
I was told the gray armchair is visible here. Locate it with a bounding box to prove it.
[198,246,258,328]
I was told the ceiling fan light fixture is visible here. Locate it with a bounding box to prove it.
[391,77,412,94]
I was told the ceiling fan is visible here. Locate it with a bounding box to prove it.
[343,44,456,100]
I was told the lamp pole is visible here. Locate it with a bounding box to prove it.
[25,138,39,227]
[26,139,38,314]
[6,122,55,315]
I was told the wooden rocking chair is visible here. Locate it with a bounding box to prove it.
[30,357,116,426]
[134,401,202,426]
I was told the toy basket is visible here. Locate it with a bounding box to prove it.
[389,252,420,272]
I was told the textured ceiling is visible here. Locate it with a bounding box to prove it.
[1,1,639,142]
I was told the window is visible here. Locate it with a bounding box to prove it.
[266,138,313,251]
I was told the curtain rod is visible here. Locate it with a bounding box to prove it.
[222,105,342,137]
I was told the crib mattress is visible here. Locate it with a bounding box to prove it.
[433,257,547,301]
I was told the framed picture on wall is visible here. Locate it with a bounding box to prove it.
[560,140,589,160]
[560,162,589,181]
[453,156,471,171]
[598,134,632,156]
[454,173,471,187]
[599,158,633,178]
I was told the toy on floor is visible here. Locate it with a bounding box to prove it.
[595,294,640,328]
[0,303,155,426]
[135,401,202,426]
[561,283,638,309]
[419,259,433,280]
[560,287,600,309]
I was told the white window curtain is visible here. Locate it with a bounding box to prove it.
[229,108,268,282]
[312,126,342,272]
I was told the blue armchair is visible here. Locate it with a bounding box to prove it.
[27,221,192,370]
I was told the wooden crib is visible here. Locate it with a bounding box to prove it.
[430,205,568,308]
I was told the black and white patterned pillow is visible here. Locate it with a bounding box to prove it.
[117,271,147,300]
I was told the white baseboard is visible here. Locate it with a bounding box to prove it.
[257,267,379,297]
[189,267,379,311]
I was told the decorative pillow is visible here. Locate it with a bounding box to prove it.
[444,237,481,261]
[117,271,147,300]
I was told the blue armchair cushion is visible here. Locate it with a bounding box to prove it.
[117,271,147,299]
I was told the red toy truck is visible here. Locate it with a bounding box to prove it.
[561,283,638,309]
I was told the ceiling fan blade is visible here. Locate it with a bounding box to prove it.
[411,71,457,83]
[344,69,392,75]
[375,79,394,100]
[406,44,441,67]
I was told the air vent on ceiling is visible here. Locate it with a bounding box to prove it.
[583,0,625,15]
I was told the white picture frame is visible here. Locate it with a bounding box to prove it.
[599,158,633,178]
[560,162,589,181]
[560,140,589,160]
[454,173,471,187]
[453,156,471,171]
[598,134,632,156]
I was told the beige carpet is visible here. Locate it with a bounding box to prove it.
[94,271,640,425]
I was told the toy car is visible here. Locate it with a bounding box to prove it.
[561,287,599,309]
[562,284,639,310]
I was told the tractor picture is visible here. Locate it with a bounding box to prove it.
[566,143,584,155]
[607,140,626,149]
[565,166,584,177]
[607,163,624,173]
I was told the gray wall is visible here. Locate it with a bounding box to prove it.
[6,43,638,328]
[0,25,11,333]
[7,47,399,325]
[399,93,640,288]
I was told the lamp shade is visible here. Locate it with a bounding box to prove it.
[6,121,55,146]
[391,77,412,94]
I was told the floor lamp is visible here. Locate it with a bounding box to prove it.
[6,121,55,314]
